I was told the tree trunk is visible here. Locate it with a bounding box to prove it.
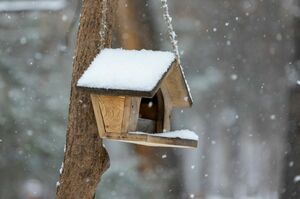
[56,0,117,198]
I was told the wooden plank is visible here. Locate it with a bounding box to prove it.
[165,62,193,107]
[102,132,197,148]
[160,82,172,132]
[99,95,125,133]
[104,132,148,142]
[121,97,132,133]
[90,94,106,137]
[146,135,197,148]
[128,97,141,131]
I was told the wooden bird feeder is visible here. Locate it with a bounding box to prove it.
[77,49,198,148]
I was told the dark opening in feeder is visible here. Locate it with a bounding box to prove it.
[77,48,198,148]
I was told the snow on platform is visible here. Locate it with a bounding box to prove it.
[129,130,199,141]
[77,48,175,92]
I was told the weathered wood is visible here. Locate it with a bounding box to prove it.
[99,96,125,133]
[103,132,197,148]
[165,62,193,107]
[147,135,197,148]
[161,82,172,132]
[91,94,106,137]
[121,97,132,133]
[128,97,141,131]
[56,0,117,198]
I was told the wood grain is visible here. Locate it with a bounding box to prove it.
[103,132,197,148]
[99,95,125,133]
[165,62,193,107]
[91,94,106,137]
[121,97,132,133]
[161,82,172,132]
[128,97,141,131]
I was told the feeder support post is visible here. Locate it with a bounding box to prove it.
[56,0,117,198]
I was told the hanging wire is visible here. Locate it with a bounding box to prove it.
[160,0,193,102]
[160,0,181,64]
[99,0,108,50]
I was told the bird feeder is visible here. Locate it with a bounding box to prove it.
[77,48,198,148]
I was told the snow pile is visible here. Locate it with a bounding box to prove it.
[77,48,175,91]
[129,129,198,141]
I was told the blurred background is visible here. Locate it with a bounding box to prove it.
[1,0,300,198]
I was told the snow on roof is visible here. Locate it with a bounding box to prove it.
[77,48,175,93]
[129,130,199,141]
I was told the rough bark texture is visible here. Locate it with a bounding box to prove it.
[56,0,117,198]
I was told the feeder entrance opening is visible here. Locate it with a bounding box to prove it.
[137,89,164,133]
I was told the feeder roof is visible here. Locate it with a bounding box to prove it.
[77,48,176,97]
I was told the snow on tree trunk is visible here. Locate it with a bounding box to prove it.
[56,0,117,198]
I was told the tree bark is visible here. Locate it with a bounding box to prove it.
[56,0,117,198]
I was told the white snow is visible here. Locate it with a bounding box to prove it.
[59,162,64,174]
[294,175,300,182]
[270,114,276,120]
[129,129,198,141]
[77,48,175,92]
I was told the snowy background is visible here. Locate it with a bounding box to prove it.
[0,0,299,198]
